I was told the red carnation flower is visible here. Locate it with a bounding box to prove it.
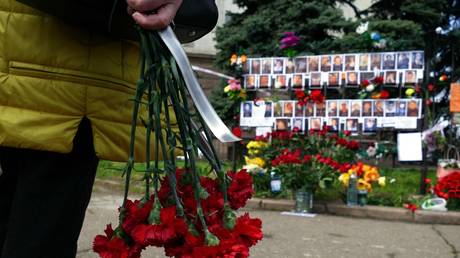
[373,76,384,85]
[93,224,143,258]
[232,127,242,138]
[234,213,263,247]
[361,79,370,87]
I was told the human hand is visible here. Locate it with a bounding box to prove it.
[126,0,183,30]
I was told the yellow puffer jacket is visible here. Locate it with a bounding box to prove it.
[0,0,164,161]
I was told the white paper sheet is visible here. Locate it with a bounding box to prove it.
[397,132,423,161]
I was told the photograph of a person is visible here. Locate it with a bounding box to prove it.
[404,70,417,84]
[275,75,287,89]
[373,100,384,116]
[243,102,252,117]
[385,71,397,85]
[308,56,319,72]
[276,118,290,131]
[245,75,256,89]
[295,102,304,117]
[242,60,249,74]
[292,118,303,131]
[359,54,369,71]
[264,102,273,117]
[251,59,261,74]
[328,118,339,132]
[328,73,339,87]
[327,100,338,117]
[350,101,362,117]
[396,100,407,116]
[345,55,356,71]
[274,102,282,117]
[285,59,295,74]
[385,100,396,117]
[412,52,424,69]
[371,53,382,70]
[310,118,323,130]
[305,103,314,117]
[316,103,326,117]
[362,101,373,116]
[262,59,272,74]
[339,101,349,117]
[347,72,358,86]
[292,74,303,88]
[321,55,331,72]
[346,118,359,132]
[273,58,284,74]
[259,75,271,88]
[333,55,343,71]
[397,52,410,69]
[295,57,307,73]
[283,101,294,117]
[363,118,377,132]
[383,53,395,70]
[310,73,322,88]
[407,99,420,117]
[360,72,375,83]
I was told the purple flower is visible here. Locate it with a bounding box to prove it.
[280,32,300,50]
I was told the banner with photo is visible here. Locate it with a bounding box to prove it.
[240,98,422,132]
[242,51,424,90]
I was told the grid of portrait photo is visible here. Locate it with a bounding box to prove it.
[242,51,424,90]
[240,98,422,133]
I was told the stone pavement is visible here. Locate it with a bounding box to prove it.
[77,189,460,258]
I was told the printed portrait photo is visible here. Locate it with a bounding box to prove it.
[362,101,373,117]
[346,118,359,132]
[397,52,410,69]
[274,102,282,117]
[385,100,396,117]
[310,72,322,88]
[295,57,307,73]
[396,100,407,116]
[327,100,338,117]
[242,59,249,74]
[292,74,303,88]
[273,58,284,74]
[371,53,382,70]
[262,59,272,74]
[295,102,304,117]
[276,118,291,131]
[328,118,339,132]
[292,118,303,131]
[359,54,369,71]
[275,75,287,89]
[243,102,252,118]
[245,75,256,89]
[383,53,396,70]
[412,52,424,69]
[339,100,349,117]
[345,55,356,71]
[332,55,343,71]
[321,56,332,72]
[363,118,377,133]
[328,73,340,87]
[308,56,319,72]
[385,71,397,85]
[259,75,271,89]
[350,101,362,117]
[315,103,326,117]
[285,59,296,74]
[347,72,358,86]
[305,103,314,117]
[407,99,420,117]
[251,59,261,74]
[404,70,417,84]
[373,100,384,117]
[310,118,323,130]
[283,101,294,117]
[264,102,273,117]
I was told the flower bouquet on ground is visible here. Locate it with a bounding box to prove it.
[338,163,386,193]
[93,28,262,257]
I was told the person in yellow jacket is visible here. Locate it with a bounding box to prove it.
[0,0,184,257]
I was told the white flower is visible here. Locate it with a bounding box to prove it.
[366,146,377,157]
[356,22,369,34]
[389,178,396,184]
[366,84,375,92]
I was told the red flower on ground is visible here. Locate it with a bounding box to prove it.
[404,203,418,213]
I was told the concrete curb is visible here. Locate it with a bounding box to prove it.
[247,198,460,225]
